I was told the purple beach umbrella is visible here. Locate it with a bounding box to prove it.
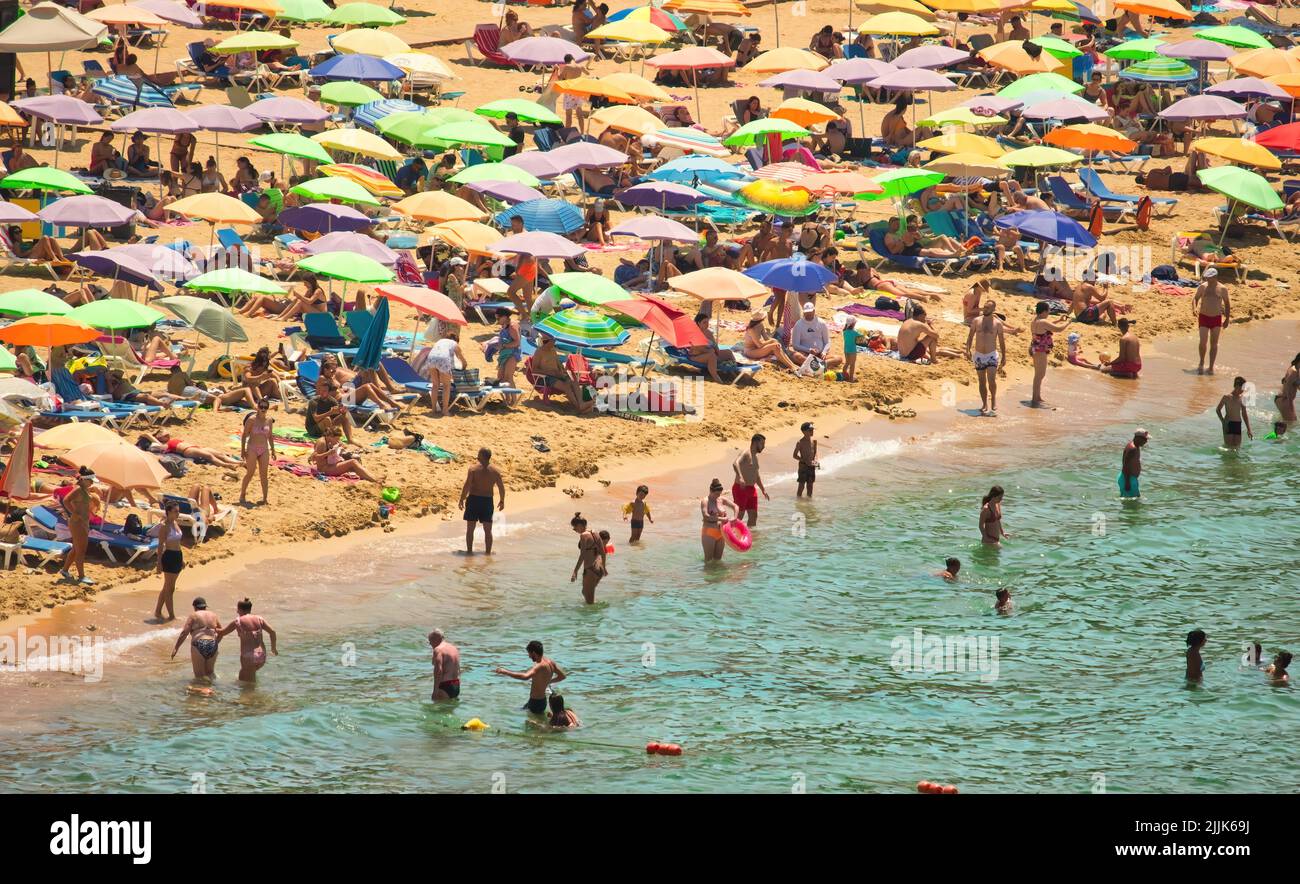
[615,181,707,210]
[465,180,545,204]
[247,97,330,125]
[304,232,400,266]
[279,203,372,234]
[489,231,585,259]
[71,251,164,291]
[893,46,970,70]
[545,142,629,172]
[11,95,102,126]
[0,202,38,224]
[868,68,957,92]
[38,195,139,228]
[1157,40,1236,62]
[1021,96,1109,121]
[503,150,565,179]
[608,216,698,242]
[1207,78,1292,100]
[1158,94,1248,121]
[109,107,198,134]
[758,69,842,92]
[107,243,198,282]
[185,105,260,133]
[959,95,1024,115]
[500,36,591,66]
[825,58,897,84]
[135,0,204,27]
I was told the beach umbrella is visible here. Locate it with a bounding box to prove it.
[0,315,100,348]
[617,181,708,210]
[723,117,811,148]
[38,194,137,228]
[318,163,402,198]
[427,221,502,254]
[375,285,467,325]
[979,41,1059,75]
[0,202,37,225]
[106,243,197,283]
[304,232,399,266]
[351,294,390,371]
[0,421,32,498]
[491,231,585,259]
[1195,25,1271,50]
[1191,137,1281,171]
[502,36,591,67]
[212,32,298,54]
[69,251,164,291]
[275,0,332,21]
[64,442,168,491]
[856,0,936,13]
[586,20,673,48]
[290,177,382,207]
[607,5,689,31]
[375,110,463,145]
[1254,122,1300,152]
[1000,145,1086,168]
[0,167,92,195]
[34,422,125,450]
[599,72,672,103]
[915,131,1004,157]
[825,58,897,84]
[604,295,707,372]
[325,2,406,26]
[550,77,635,107]
[10,95,102,167]
[494,199,585,235]
[997,72,1082,98]
[312,129,402,161]
[204,0,280,16]
[1229,48,1300,79]
[923,152,1012,178]
[332,28,410,56]
[546,142,634,173]
[309,53,405,82]
[743,47,830,73]
[867,68,958,135]
[0,0,105,94]
[109,107,196,136]
[536,308,630,348]
[279,203,372,234]
[1206,77,1292,101]
[0,101,25,128]
[353,98,423,131]
[1158,40,1236,63]
[743,257,837,293]
[857,168,944,216]
[1113,0,1192,18]
[771,97,840,129]
[664,0,751,14]
[135,0,204,26]
[0,349,16,374]
[893,45,971,70]
[646,47,737,117]
[384,52,455,81]
[759,68,845,93]
[607,216,699,242]
[154,295,248,355]
[0,289,72,317]
[1044,124,1138,154]
[0,378,56,413]
[248,97,331,126]
[547,273,639,308]
[787,171,884,197]
[919,106,1007,127]
[320,81,385,108]
[167,192,262,225]
[465,181,543,205]
[449,163,542,187]
[1104,37,1165,62]
[589,104,664,137]
[647,156,747,185]
[185,105,260,166]
[668,267,768,301]
[858,11,939,34]
[296,252,394,285]
[421,120,517,150]
[475,99,562,126]
[993,209,1096,248]
[1119,57,1197,83]
[641,127,730,158]
[1198,166,1283,244]
[186,268,285,298]
[393,191,487,223]
[70,300,165,332]
[1021,95,1110,121]
[1268,72,1300,98]
[1158,94,1247,122]
[85,5,168,27]
[1030,36,1083,61]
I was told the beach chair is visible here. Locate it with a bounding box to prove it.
[1079,167,1178,216]
[867,228,984,276]
[83,59,109,80]
[96,336,182,385]
[302,313,359,359]
[24,506,158,566]
[1172,231,1247,282]
[0,229,65,280]
[348,311,418,353]
[449,368,521,413]
[296,360,397,430]
[1045,176,1128,221]
[216,227,276,277]
[0,536,72,570]
[145,494,238,542]
[533,127,559,152]
[463,24,517,68]
[380,356,433,401]
[522,356,563,402]
[659,344,761,379]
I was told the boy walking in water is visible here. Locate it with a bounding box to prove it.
[731,434,768,527]
[623,485,653,543]
[1192,267,1230,375]
[459,447,506,554]
[1216,377,1253,448]
[1119,428,1148,498]
[495,640,566,716]
[794,422,818,498]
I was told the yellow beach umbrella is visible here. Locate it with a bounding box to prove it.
[332,28,410,56]
[916,131,1005,157]
[426,220,502,254]
[1000,145,1085,168]
[1229,48,1300,79]
[1044,123,1137,154]
[1265,73,1300,98]
[589,104,664,136]
[64,442,169,491]
[920,0,1000,10]
[1191,137,1282,171]
[0,101,27,128]
[385,52,455,80]
[854,0,937,18]
[857,12,940,35]
[167,193,262,225]
[919,106,1007,127]
[393,191,488,223]
[599,72,672,103]
[311,129,403,161]
[552,77,634,104]
[664,0,751,16]
[742,47,830,73]
[980,40,1060,74]
[206,0,281,16]
[924,152,1011,178]
[586,21,673,44]
[1029,0,1076,11]
[772,97,840,128]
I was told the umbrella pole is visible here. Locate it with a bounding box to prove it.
[1218,198,1236,247]
[692,68,701,123]
[642,331,654,378]
[774,1,780,49]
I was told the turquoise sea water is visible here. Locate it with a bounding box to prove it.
[1,322,1297,793]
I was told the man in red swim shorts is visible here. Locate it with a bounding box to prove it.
[1192,267,1230,375]
[731,433,768,528]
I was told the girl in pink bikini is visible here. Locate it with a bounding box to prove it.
[218,598,277,683]
[239,399,277,506]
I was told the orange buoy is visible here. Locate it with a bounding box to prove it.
[658,743,683,756]
[941,785,959,794]
[646,742,660,754]
[917,780,935,793]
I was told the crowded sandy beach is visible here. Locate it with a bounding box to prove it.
[0,0,1297,798]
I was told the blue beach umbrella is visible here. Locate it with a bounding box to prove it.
[91,76,175,108]
[647,155,748,185]
[993,210,1097,248]
[308,53,406,82]
[494,199,584,235]
[352,294,390,370]
[353,98,422,130]
[743,255,838,293]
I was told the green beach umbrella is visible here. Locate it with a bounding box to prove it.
[320,81,386,108]
[211,32,299,54]
[535,307,630,348]
[447,162,542,187]
[70,300,165,331]
[0,347,15,373]
[547,272,633,307]
[421,120,517,150]
[1104,37,1165,62]
[918,106,1007,128]
[1030,36,1082,60]
[474,99,563,126]
[296,252,395,284]
[0,167,93,195]
[186,268,286,297]
[275,0,332,21]
[1198,166,1283,244]
[376,109,476,145]
[154,295,250,356]
[723,117,811,147]
[858,168,944,201]
[325,2,407,26]
[999,145,1084,168]
[1120,57,1196,82]
[997,72,1083,98]
[290,176,383,207]
[1194,25,1271,50]
[250,132,335,165]
[0,289,73,317]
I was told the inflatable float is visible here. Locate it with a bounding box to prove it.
[722,519,752,552]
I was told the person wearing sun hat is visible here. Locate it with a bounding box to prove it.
[742,310,799,372]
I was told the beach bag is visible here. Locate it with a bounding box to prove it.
[1088,201,1105,238]
[158,455,189,479]
[874,295,901,312]
[1135,196,1153,231]
[1142,166,1172,191]
[796,354,825,378]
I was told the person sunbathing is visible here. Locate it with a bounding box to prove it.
[273,275,328,321]
[1071,271,1126,325]
[240,348,281,400]
[846,255,939,303]
[167,366,258,412]
[311,430,380,483]
[687,313,740,384]
[4,226,71,266]
[897,306,961,362]
[107,371,182,408]
[887,216,968,259]
[579,165,631,197]
[137,431,242,467]
[320,356,404,411]
[742,313,799,372]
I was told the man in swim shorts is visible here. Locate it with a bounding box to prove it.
[1192,267,1230,375]
[1119,428,1147,498]
[793,421,818,498]
[495,640,566,716]
[1215,376,1252,449]
[964,300,1007,416]
[1100,318,1142,378]
[459,447,506,554]
[731,434,768,527]
[429,628,461,701]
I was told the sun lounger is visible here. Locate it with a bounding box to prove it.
[1079,167,1177,216]
[463,24,518,68]
[24,506,158,566]
[303,312,360,359]
[1,536,71,570]
[1172,231,1248,281]
[1044,176,1129,221]
[347,311,418,353]
[145,493,238,542]
[381,356,433,400]
[867,228,987,276]
[450,368,521,413]
[96,335,186,385]
[659,344,761,378]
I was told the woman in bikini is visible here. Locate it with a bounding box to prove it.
[1028,300,1074,408]
[268,274,326,321]
[239,399,276,506]
[311,429,381,482]
[495,307,522,393]
[150,502,186,622]
[138,431,244,467]
[171,596,222,681]
[1275,352,1299,424]
[232,157,258,194]
[809,25,840,60]
[700,478,737,563]
[180,161,203,197]
[240,347,281,401]
[743,312,800,371]
[979,485,1008,547]
[218,598,277,684]
[321,355,404,410]
[569,512,607,605]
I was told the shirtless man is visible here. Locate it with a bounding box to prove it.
[897,306,947,362]
[964,300,1007,416]
[793,421,818,499]
[171,596,222,681]
[459,447,506,554]
[1119,428,1147,499]
[1192,267,1230,375]
[731,434,769,527]
[59,467,96,586]
[1274,352,1299,424]
[1071,270,1121,325]
[1099,318,1142,378]
[1216,376,1253,448]
[428,628,461,701]
[760,222,794,262]
[495,640,566,716]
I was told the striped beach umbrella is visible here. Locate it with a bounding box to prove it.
[536,308,630,348]
[91,75,174,108]
[353,98,422,130]
[641,126,730,158]
[607,5,688,31]
[493,199,585,235]
[318,163,404,198]
[1118,57,1197,83]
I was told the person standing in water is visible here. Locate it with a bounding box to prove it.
[1192,267,1230,375]
[995,588,1013,614]
[569,513,606,605]
[495,640,566,716]
[701,478,738,563]
[428,628,461,701]
[731,434,768,527]
[459,447,506,554]
[1186,629,1207,683]
[170,597,222,681]
[793,422,818,498]
[217,598,277,684]
[1275,352,1299,425]
[979,486,1008,546]
[1215,376,1253,449]
[1028,302,1073,409]
[623,485,652,544]
[149,501,185,622]
[59,467,96,586]
[1119,428,1148,499]
[964,299,1007,416]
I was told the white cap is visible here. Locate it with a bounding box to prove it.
[1202,267,1218,278]
[801,302,816,313]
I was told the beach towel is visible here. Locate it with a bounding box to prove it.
[372,437,457,463]
[274,459,358,482]
[836,303,906,321]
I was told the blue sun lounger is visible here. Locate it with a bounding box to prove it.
[867,229,987,276]
[1079,167,1178,215]
[660,344,761,378]
[303,312,360,360]
[24,507,158,566]
[381,356,433,399]
[1,536,71,570]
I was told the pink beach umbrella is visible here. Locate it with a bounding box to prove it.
[247,97,330,126]
[465,180,545,204]
[134,0,204,27]
[1020,96,1109,121]
[503,150,565,179]
[38,195,139,229]
[1158,94,1248,121]
[608,216,698,242]
[501,36,591,66]
[646,47,737,119]
[10,95,103,167]
[893,45,970,70]
[825,58,897,84]
[489,231,586,259]
[544,141,629,172]
[185,105,261,167]
[757,68,842,93]
[304,233,400,266]
[868,68,957,131]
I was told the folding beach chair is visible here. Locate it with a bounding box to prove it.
[464,24,517,68]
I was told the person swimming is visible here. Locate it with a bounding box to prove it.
[994,588,1013,614]
[1186,629,1207,683]
[936,558,961,582]
[1265,651,1291,684]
